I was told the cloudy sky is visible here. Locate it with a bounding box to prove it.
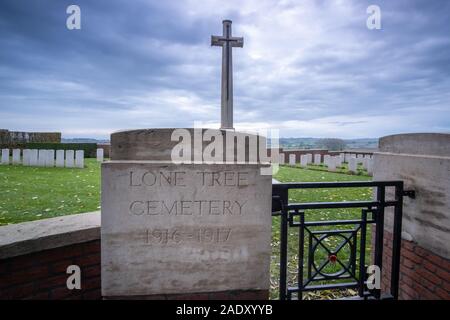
[0,0,449,139]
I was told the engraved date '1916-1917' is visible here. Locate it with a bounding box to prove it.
[145,228,232,245]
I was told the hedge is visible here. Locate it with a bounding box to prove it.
[18,143,97,158]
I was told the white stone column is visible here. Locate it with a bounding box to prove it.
[75,150,84,168]
[56,150,65,167]
[12,149,21,165]
[66,150,75,168]
[96,148,104,162]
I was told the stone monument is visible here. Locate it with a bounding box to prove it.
[101,21,272,300]
[101,129,272,298]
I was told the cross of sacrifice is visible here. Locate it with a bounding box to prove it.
[211,20,243,129]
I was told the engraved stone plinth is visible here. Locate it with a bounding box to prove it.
[101,129,272,298]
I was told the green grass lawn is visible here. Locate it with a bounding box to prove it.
[0,160,372,300]
[271,165,372,299]
[0,159,101,225]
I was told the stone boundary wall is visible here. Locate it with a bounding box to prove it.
[0,240,101,299]
[374,133,450,300]
[0,212,268,300]
[268,148,375,163]
[275,149,329,163]
[0,212,101,300]
[0,129,61,145]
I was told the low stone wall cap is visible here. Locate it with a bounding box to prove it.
[379,133,450,157]
[0,211,100,259]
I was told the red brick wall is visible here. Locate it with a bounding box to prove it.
[0,240,101,300]
[280,149,329,163]
[381,231,450,300]
[0,239,268,300]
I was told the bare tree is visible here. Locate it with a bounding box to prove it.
[317,138,346,151]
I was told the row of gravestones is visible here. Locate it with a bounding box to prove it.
[0,148,104,168]
[279,152,373,175]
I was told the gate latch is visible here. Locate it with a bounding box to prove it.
[402,190,415,199]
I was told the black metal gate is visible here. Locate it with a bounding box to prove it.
[272,180,414,300]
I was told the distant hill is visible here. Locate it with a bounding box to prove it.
[61,137,378,149]
[270,137,378,150]
[343,138,378,149]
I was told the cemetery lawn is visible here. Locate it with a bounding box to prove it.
[0,159,101,226]
[271,165,372,300]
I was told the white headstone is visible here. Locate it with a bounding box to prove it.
[367,158,373,175]
[1,149,9,165]
[66,150,75,168]
[12,149,21,165]
[97,148,104,162]
[324,155,331,166]
[356,154,364,164]
[314,154,321,165]
[361,158,367,170]
[279,153,285,165]
[38,150,46,167]
[46,150,55,167]
[29,149,38,166]
[22,149,29,166]
[300,154,308,167]
[335,155,342,167]
[56,150,65,167]
[289,154,296,166]
[75,150,84,168]
[328,156,336,172]
[348,157,358,173]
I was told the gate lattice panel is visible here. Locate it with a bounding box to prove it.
[272,181,414,300]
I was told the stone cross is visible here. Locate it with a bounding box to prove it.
[211,20,243,129]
